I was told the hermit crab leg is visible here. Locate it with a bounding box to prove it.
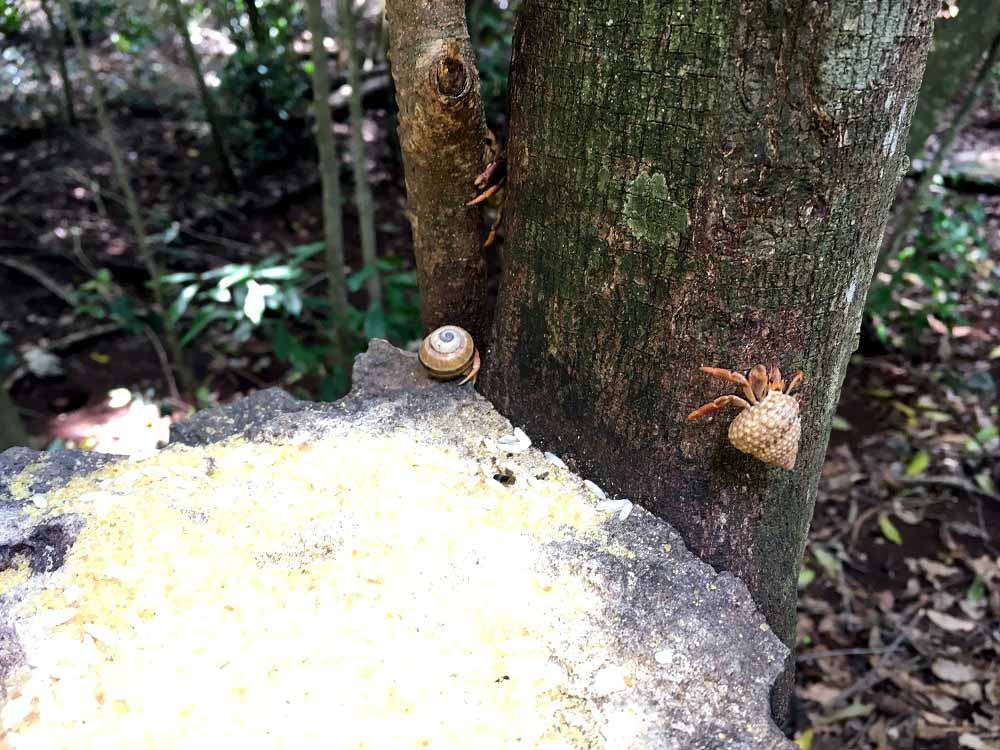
[700,366,757,404]
[748,364,769,402]
[458,350,482,386]
[768,365,784,392]
[785,370,804,395]
[686,395,751,421]
[466,182,502,207]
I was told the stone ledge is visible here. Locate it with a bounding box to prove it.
[0,339,792,749]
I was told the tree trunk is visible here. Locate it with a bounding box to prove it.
[39,0,77,127]
[481,0,937,723]
[385,0,489,341]
[879,28,1000,271]
[166,0,239,191]
[341,0,382,310]
[305,0,351,388]
[244,0,270,53]
[907,0,1000,158]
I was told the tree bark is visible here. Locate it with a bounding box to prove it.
[481,0,937,723]
[305,0,351,387]
[166,0,239,191]
[385,0,489,341]
[341,0,381,309]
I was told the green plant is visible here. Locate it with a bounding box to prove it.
[218,46,310,165]
[867,187,998,348]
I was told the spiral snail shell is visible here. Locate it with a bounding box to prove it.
[419,325,481,385]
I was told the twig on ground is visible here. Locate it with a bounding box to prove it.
[0,257,78,306]
[894,475,1000,504]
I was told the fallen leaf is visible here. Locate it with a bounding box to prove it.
[879,513,903,545]
[931,658,977,683]
[959,733,1000,750]
[905,449,931,476]
[926,610,976,633]
[819,701,874,724]
[927,314,949,335]
[800,682,841,706]
[794,728,814,750]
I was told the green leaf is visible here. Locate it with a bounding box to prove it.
[878,513,903,545]
[967,577,986,602]
[166,283,199,325]
[180,309,229,347]
[989,345,1000,360]
[975,471,997,495]
[243,280,268,324]
[905,450,930,476]
[160,272,199,284]
[831,416,851,431]
[797,567,816,588]
[811,545,840,579]
[974,424,998,445]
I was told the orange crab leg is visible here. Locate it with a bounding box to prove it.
[467,182,503,206]
[749,364,769,402]
[458,350,482,386]
[785,370,804,394]
[686,394,751,421]
[700,366,757,404]
[768,365,784,392]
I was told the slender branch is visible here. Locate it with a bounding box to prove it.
[305,0,351,385]
[341,0,381,308]
[165,0,239,191]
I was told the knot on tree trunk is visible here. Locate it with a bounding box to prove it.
[432,41,471,100]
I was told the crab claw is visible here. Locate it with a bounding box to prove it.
[686,394,751,421]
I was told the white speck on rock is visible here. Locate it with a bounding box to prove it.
[592,664,630,696]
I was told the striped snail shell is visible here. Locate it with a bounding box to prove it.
[419,325,477,381]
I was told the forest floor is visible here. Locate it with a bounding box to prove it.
[1,36,999,750]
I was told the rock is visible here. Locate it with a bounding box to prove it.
[0,340,792,749]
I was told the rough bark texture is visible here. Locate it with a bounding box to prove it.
[481,0,937,722]
[907,0,1000,157]
[385,0,489,341]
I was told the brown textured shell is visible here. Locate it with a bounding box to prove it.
[419,326,476,380]
[727,392,801,470]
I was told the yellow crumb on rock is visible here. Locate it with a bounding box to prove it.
[3,431,619,749]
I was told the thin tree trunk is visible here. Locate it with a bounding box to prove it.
[481,0,937,724]
[878,28,1000,272]
[385,0,489,341]
[341,0,381,310]
[57,0,194,396]
[244,0,269,52]
[39,0,77,126]
[0,385,29,452]
[166,0,239,191]
[305,0,350,385]
[906,0,1000,158]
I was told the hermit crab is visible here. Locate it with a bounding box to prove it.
[687,364,804,470]
[419,325,480,385]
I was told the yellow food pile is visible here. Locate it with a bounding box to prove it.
[1,431,615,749]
